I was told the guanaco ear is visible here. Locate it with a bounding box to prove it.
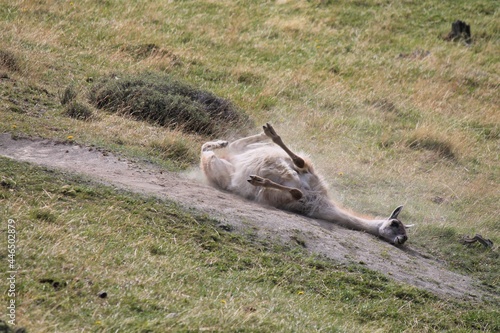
[389,205,404,219]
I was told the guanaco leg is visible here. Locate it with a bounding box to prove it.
[247,175,303,200]
[262,123,305,168]
[200,140,233,190]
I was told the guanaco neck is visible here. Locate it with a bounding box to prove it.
[313,200,383,236]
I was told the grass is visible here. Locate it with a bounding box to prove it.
[0,49,20,72]
[0,0,498,331]
[1,157,498,332]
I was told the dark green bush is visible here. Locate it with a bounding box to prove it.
[88,72,249,134]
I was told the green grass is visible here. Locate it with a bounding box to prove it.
[0,0,499,331]
[1,157,498,332]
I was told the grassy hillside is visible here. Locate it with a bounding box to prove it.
[0,0,498,331]
[1,157,497,332]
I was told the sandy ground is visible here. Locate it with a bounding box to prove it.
[0,133,489,300]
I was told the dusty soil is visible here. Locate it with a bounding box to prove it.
[0,133,488,300]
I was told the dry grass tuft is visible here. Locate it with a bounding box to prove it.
[149,135,198,167]
[121,43,181,64]
[59,85,78,105]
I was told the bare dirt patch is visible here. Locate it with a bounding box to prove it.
[0,133,490,301]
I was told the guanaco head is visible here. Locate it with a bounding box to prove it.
[378,206,411,245]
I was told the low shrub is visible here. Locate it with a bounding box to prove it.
[64,101,94,121]
[88,72,250,135]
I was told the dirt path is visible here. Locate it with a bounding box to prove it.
[0,133,486,300]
